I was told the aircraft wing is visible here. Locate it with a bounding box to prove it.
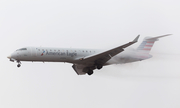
[76,35,140,66]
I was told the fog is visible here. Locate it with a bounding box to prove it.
[0,0,180,108]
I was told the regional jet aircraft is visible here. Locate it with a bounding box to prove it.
[7,34,170,75]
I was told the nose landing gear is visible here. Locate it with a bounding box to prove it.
[17,61,21,68]
[17,64,21,67]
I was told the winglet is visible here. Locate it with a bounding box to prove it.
[132,35,140,42]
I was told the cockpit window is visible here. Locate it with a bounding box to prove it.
[16,48,27,51]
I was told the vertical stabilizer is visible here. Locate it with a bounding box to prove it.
[137,34,171,53]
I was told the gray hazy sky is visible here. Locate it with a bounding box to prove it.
[0,0,180,108]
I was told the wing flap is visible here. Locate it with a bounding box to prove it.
[72,64,86,75]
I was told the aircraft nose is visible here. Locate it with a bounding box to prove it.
[7,55,11,59]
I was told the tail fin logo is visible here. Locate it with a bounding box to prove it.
[137,40,154,52]
[137,34,171,53]
[41,51,45,56]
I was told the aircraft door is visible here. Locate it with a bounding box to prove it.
[31,47,37,57]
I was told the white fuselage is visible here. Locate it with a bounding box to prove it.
[9,47,151,65]
[10,47,100,63]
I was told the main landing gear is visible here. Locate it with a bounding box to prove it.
[17,61,21,68]
[86,65,103,75]
[87,70,93,75]
[97,65,103,70]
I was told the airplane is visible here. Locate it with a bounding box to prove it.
[7,34,171,75]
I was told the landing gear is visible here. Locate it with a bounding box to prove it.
[97,65,103,70]
[86,65,102,75]
[87,70,93,75]
[17,61,21,68]
[17,64,21,67]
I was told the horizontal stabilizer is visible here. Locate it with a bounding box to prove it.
[145,34,172,41]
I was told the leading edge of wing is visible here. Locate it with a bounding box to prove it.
[76,35,140,62]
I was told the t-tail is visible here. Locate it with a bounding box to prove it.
[136,34,171,60]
